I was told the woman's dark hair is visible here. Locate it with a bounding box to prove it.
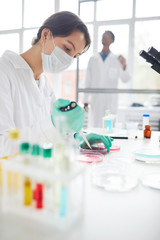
[32,11,91,53]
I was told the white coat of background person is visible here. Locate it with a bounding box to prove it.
[83,30,131,128]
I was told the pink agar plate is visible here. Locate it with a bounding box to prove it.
[78,152,104,163]
[110,145,120,151]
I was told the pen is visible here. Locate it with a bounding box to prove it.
[110,136,128,139]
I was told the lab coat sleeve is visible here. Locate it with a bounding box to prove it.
[0,70,16,133]
[37,89,63,145]
[82,57,93,104]
[0,73,62,158]
[0,70,16,157]
[31,114,63,147]
[119,65,131,83]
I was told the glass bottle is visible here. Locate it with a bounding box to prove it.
[144,125,151,138]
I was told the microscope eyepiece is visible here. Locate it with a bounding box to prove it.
[139,46,160,74]
[139,50,155,64]
[139,50,148,59]
[148,46,160,61]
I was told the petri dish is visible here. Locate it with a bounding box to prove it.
[80,143,108,155]
[141,173,160,190]
[93,173,138,192]
[134,149,160,164]
[110,145,120,152]
[78,152,104,164]
[92,158,138,192]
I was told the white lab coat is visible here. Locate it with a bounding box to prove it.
[83,52,131,127]
[0,50,62,157]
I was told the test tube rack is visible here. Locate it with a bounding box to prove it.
[1,157,85,230]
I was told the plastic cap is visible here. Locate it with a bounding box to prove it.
[9,129,20,140]
[42,144,52,158]
[20,142,30,154]
[143,114,150,117]
[31,144,41,156]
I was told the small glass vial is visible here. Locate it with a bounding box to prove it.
[144,125,151,138]
[102,110,115,133]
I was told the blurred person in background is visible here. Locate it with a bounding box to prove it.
[83,30,131,128]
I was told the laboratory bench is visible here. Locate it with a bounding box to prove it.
[0,130,160,240]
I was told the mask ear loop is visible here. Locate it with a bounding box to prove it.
[52,36,56,50]
[42,41,45,54]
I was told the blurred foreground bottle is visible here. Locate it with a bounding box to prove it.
[7,129,20,192]
[8,128,20,158]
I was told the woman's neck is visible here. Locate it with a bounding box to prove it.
[20,44,43,80]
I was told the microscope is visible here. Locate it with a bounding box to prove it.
[139,47,160,74]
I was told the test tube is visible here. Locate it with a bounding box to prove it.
[33,183,43,209]
[31,144,41,165]
[20,142,31,164]
[24,178,32,206]
[42,143,53,168]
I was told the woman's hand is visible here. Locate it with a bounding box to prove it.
[52,99,85,133]
[74,132,113,152]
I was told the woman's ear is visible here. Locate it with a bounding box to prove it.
[41,28,51,43]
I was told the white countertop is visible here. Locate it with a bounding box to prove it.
[0,130,160,240]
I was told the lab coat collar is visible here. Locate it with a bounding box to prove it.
[2,50,31,70]
[2,50,46,91]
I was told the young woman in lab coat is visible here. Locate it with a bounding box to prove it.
[0,11,112,157]
[83,31,131,128]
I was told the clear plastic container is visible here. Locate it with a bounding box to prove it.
[142,114,150,130]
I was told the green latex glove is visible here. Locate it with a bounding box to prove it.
[52,99,85,133]
[74,132,113,152]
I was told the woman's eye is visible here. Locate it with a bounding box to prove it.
[64,46,71,52]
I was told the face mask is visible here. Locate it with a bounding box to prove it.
[42,43,74,73]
